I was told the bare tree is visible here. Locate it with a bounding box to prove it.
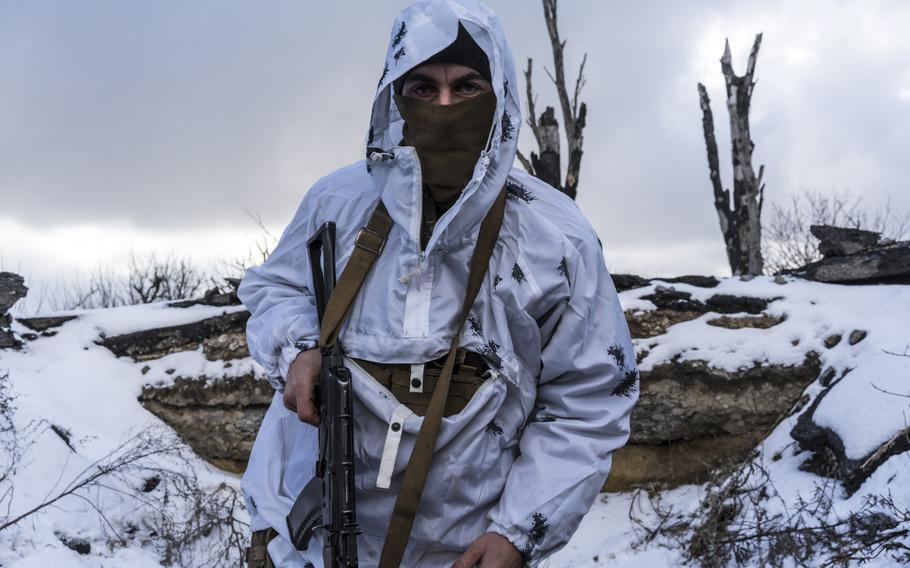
[214,209,277,284]
[698,34,765,276]
[763,188,910,274]
[518,0,588,200]
[126,251,205,304]
[54,251,206,310]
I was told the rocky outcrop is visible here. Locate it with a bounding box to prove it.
[611,274,650,292]
[611,274,720,292]
[706,313,785,329]
[99,310,249,361]
[790,368,910,496]
[627,309,703,339]
[603,434,763,491]
[604,353,822,490]
[18,315,79,332]
[139,352,820,485]
[632,353,820,444]
[604,280,805,489]
[168,278,242,309]
[103,277,822,493]
[812,225,882,257]
[139,374,274,473]
[626,285,783,339]
[640,286,776,315]
[0,272,28,349]
[787,224,910,284]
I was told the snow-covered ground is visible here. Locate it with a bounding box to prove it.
[1,276,908,566]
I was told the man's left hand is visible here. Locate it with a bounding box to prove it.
[452,532,522,568]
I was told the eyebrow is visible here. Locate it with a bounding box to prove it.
[404,70,486,85]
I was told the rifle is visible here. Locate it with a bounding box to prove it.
[287,221,360,567]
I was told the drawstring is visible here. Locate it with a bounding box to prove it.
[370,150,396,162]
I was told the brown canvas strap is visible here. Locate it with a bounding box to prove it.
[317,201,394,349]
[379,187,507,567]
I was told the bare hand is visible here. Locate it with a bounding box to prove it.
[282,348,322,426]
[453,532,522,568]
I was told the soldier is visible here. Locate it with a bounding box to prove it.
[239,1,639,566]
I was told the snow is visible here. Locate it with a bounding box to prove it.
[1,301,250,567]
[624,276,910,458]
[813,349,910,459]
[2,276,909,566]
[547,486,700,567]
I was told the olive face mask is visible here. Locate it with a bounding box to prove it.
[394,91,497,208]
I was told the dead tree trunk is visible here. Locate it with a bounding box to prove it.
[517,0,587,200]
[698,34,765,276]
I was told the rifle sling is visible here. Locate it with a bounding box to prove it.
[318,201,394,349]
[379,187,507,567]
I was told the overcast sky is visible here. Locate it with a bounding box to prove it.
[2,0,909,309]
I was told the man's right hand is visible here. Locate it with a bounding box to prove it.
[283,348,323,426]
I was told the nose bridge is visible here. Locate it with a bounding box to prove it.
[438,85,454,105]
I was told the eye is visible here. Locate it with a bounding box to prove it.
[408,82,437,97]
[455,82,483,94]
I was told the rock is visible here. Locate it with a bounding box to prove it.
[824,334,842,349]
[655,275,720,288]
[640,286,774,315]
[603,353,821,491]
[0,272,27,350]
[848,329,867,345]
[791,374,910,495]
[625,309,703,339]
[811,224,881,257]
[787,239,910,284]
[18,315,78,332]
[641,287,705,312]
[203,331,249,361]
[111,274,828,494]
[0,329,21,350]
[168,280,242,308]
[705,294,773,314]
[774,275,787,285]
[202,285,240,307]
[58,534,91,555]
[631,353,821,445]
[602,434,763,491]
[624,288,778,338]
[818,367,838,387]
[611,273,650,292]
[706,314,785,329]
[98,310,249,361]
[0,272,27,315]
[146,353,821,486]
[138,374,274,473]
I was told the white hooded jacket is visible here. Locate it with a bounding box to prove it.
[238,1,639,566]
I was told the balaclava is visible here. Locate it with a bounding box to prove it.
[393,24,497,212]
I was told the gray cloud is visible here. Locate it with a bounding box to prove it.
[1,0,908,280]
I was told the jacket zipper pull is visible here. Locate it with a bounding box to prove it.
[399,252,425,284]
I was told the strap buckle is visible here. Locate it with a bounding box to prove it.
[356,225,387,255]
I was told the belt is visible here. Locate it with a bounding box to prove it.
[353,349,490,418]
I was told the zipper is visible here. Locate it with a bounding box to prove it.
[399,252,424,284]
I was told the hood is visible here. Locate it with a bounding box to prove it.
[366,0,521,254]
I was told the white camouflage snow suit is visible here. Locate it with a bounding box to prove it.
[238,1,639,566]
